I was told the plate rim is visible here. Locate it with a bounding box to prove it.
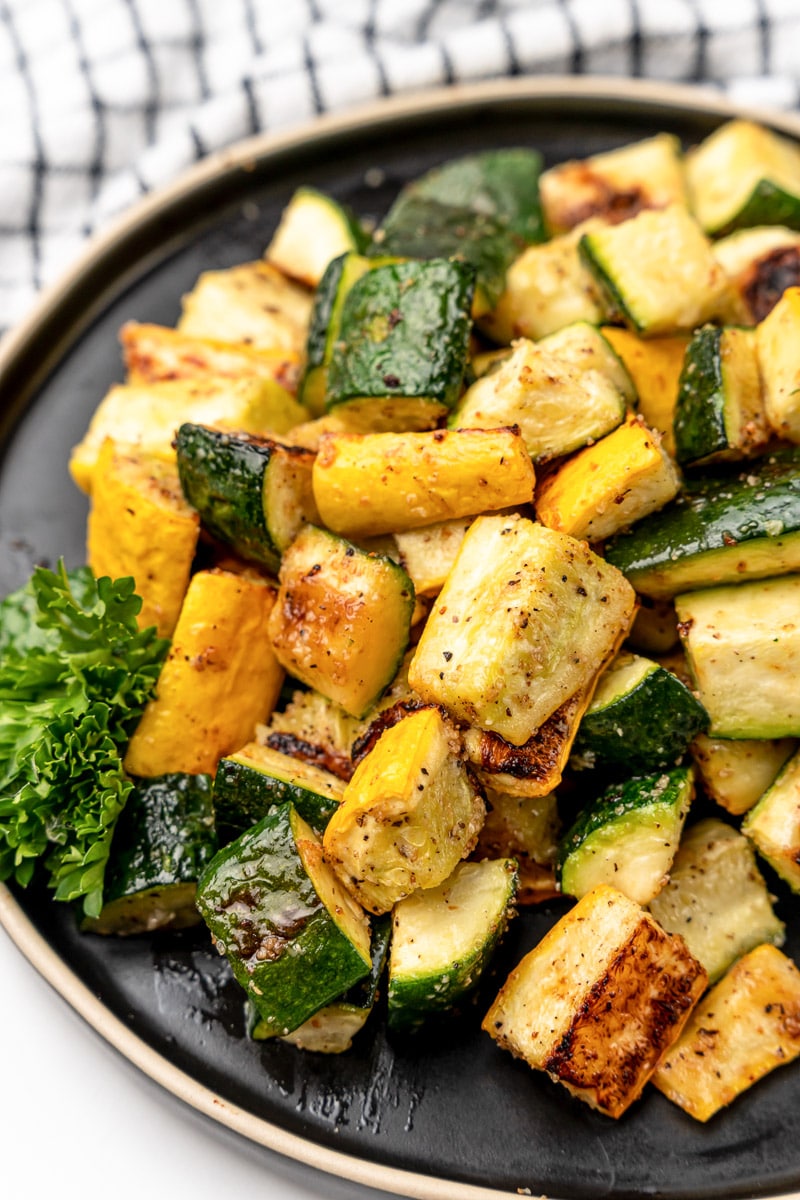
[3,74,800,1200]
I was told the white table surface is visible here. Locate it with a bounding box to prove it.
[0,923,402,1200]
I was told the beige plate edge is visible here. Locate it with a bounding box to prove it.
[3,74,800,1200]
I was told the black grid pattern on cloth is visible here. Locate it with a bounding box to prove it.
[2,0,800,335]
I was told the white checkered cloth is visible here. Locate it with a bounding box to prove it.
[2,0,800,336]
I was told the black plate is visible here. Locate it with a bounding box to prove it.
[2,79,800,1200]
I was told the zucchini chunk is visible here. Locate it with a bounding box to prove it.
[483,884,707,1119]
[325,258,474,412]
[571,651,708,772]
[743,750,800,890]
[196,803,372,1038]
[300,251,372,415]
[756,285,800,442]
[535,414,680,542]
[69,376,299,495]
[83,773,217,936]
[213,741,344,842]
[653,944,800,1122]
[474,789,560,904]
[120,321,303,397]
[673,326,768,467]
[124,569,284,777]
[676,575,800,738]
[267,525,414,719]
[262,687,361,780]
[604,448,800,597]
[649,818,785,983]
[691,733,797,816]
[322,706,485,915]
[539,132,687,235]
[537,321,637,405]
[311,427,534,539]
[265,915,391,1052]
[712,226,800,324]
[558,767,694,905]
[408,514,636,747]
[387,858,518,1031]
[601,326,688,458]
[451,336,626,462]
[266,187,365,288]
[175,424,319,573]
[686,119,800,236]
[579,205,732,336]
[87,440,199,638]
[178,260,313,352]
[478,219,606,344]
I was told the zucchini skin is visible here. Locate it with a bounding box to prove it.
[673,326,730,465]
[573,663,709,773]
[604,448,800,597]
[326,258,475,410]
[85,773,217,935]
[716,180,800,237]
[213,750,342,841]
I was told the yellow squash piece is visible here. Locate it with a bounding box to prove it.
[600,326,688,457]
[312,427,534,539]
[653,943,800,1121]
[87,440,199,638]
[483,884,707,1118]
[178,260,313,353]
[120,321,303,396]
[756,285,800,441]
[535,414,681,542]
[124,569,284,777]
[70,376,299,494]
[322,706,485,914]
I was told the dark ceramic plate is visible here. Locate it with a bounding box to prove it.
[2,78,800,1200]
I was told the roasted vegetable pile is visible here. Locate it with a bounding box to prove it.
[6,117,800,1121]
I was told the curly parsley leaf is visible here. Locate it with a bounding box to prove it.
[0,562,168,916]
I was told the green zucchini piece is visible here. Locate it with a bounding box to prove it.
[686,119,800,236]
[175,424,318,573]
[604,448,800,598]
[266,187,366,288]
[558,766,694,905]
[402,148,544,243]
[676,575,800,738]
[537,321,637,406]
[673,326,767,467]
[268,524,415,718]
[326,258,474,412]
[213,741,344,842]
[83,773,216,936]
[578,205,731,335]
[649,818,785,983]
[691,732,798,816]
[263,915,391,1052]
[196,802,372,1037]
[387,858,518,1032]
[743,750,800,891]
[572,651,708,772]
[300,252,376,415]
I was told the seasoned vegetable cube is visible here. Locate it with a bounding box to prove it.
[756,285,800,442]
[483,884,707,1118]
[691,733,797,816]
[558,767,694,905]
[178,260,312,352]
[743,750,800,891]
[387,858,518,1030]
[649,818,784,983]
[601,326,688,457]
[267,525,414,718]
[451,337,626,462]
[686,119,800,236]
[579,205,732,336]
[676,576,800,738]
[537,321,637,404]
[540,133,687,235]
[394,517,472,598]
[653,944,800,1121]
[197,803,372,1038]
[326,258,474,411]
[87,440,199,638]
[312,426,534,539]
[535,415,680,542]
[124,569,284,777]
[408,514,636,746]
[322,706,485,914]
[712,226,800,324]
[266,187,365,288]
